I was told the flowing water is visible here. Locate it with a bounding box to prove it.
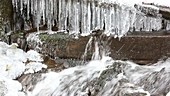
[22,36,170,96]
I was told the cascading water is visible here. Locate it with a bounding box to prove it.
[24,35,170,96]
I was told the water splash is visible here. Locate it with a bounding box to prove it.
[23,35,170,95]
[25,57,170,96]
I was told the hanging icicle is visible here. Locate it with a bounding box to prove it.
[12,0,165,37]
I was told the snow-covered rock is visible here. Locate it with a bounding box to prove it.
[0,76,25,96]
[26,50,43,62]
[0,42,46,79]
[24,62,47,74]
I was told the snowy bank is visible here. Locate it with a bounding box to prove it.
[0,41,47,96]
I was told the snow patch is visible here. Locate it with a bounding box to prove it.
[26,50,43,62]
[0,42,46,79]
[24,62,47,74]
[0,76,25,96]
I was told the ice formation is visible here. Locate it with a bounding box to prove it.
[12,0,170,38]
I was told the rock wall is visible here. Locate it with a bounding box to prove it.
[0,0,13,43]
[26,32,170,65]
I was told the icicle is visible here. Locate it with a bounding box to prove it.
[12,0,15,7]
[87,2,91,34]
[104,4,112,35]
[96,3,101,30]
[53,0,56,27]
[12,0,168,37]
[120,6,131,37]
[68,0,72,32]
[110,4,115,35]
[91,0,96,30]
[48,0,54,32]
[27,0,30,19]
[20,0,23,14]
[81,0,88,35]
[75,2,80,35]
[100,3,104,31]
[58,0,63,30]
[46,0,52,31]
[61,0,65,30]
[40,0,45,25]
[63,0,69,30]
[113,4,120,37]
[129,8,136,32]
[153,17,162,31]
[15,0,18,12]
[166,20,170,30]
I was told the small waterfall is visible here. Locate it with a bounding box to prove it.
[81,36,93,63]
[12,0,168,37]
[24,35,170,96]
[81,33,111,63]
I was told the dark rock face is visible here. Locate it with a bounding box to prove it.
[26,32,170,65]
[0,0,13,43]
[36,33,89,60]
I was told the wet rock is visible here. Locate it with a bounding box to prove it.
[17,73,43,92]
[27,32,170,65]
[43,56,58,68]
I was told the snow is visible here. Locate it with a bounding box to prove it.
[6,43,27,62]
[0,42,46,79]
[0,76,25,96]
[26,50,43,62]
[144,0,170,7]
[24,62,47,74]
[167,91,170,96]
[117,0,170,7]
[0,41,47,96]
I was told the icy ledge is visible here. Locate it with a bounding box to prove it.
[12,0,170,38]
